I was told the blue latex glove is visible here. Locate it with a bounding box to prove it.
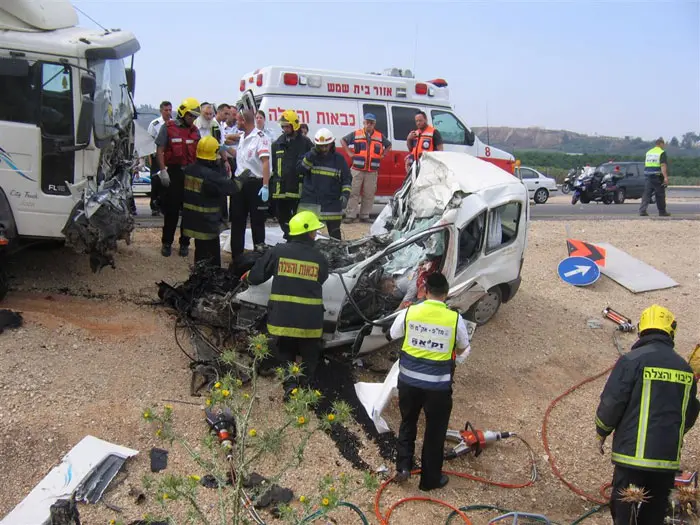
[258,185,269,202]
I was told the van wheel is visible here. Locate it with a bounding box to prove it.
[464,286,502,326]
[614,188,626,204]
[534,188,549,204]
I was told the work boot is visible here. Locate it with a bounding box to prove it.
[639,211,649,216]
[161,243,172,257]
[394,469,410,483]
[359,217,372,223]
[659,211,671,217]
[419,474,449,492]
[178,245,189,257]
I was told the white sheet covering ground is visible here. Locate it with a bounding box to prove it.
[220,226,287,253]
[354,360,400,434]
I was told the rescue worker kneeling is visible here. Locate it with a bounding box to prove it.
[389,273,471,491]
[182,136,249,267]
[595,305,699,525]
[242,211,329,399]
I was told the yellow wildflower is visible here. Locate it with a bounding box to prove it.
[291,365,300,374]
[142,409,152,421]
[299,495,307,503]
[297,416,306,426]
[221,389,230,398]
[321,497,330,506]
[291,388,298,396]
[255,344,262,350]
[164,404,173,410]
[327,414,335,422]
[162,493,170,500]
[109,520,116,525]
[205,398,212,407]
[329,486,336,493]
[235,379,243,388]
[314,390,322,397]
[243,393,250,399]
[214,382,222,389]
[155,429,162,437]
[249,429,257,437]
[188,475,201,482]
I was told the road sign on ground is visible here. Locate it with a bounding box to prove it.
[566,239,606,266]
[558,256,601,287]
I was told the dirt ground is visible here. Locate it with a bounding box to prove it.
[1,219,698,525]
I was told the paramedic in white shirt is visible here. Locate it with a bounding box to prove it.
[146,100,172,215]
[229,109,271,257]
[255,110,278,143]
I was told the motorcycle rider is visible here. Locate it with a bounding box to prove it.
[298,128,352,240]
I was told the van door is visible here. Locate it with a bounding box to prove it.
[238,89,257,113]
[384,105,421,196]
[429,109,476,156]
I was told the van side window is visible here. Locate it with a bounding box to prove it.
[41,63,73,137]
[0,58,38,125]
[391,106,417,142]
[362,104,388,137]
[430,110,469,145]
[457,211,486,272]
[485,202,522,254]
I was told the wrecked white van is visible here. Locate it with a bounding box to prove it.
[233,151,529,355]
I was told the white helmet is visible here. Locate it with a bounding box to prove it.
[314,128,335,146]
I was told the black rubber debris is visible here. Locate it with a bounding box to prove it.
[149,448,168,473]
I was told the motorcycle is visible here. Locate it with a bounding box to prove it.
[561,168,579,194]
[571,169,620,205]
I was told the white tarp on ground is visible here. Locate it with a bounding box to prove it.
[354,360,400,434]
[220,226,286,253]
[594,242,679,293]
[0,436,138,525]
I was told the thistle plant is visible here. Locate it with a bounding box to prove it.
[137,334,361,524]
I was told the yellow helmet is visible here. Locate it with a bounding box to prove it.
[196,136,219,161]
[638,304,677,338]
[177,97,201,119]
[288,210,325,237]
[279,110,300,131]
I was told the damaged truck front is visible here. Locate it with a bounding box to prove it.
[0,0,140,274]
[233,151,529,356]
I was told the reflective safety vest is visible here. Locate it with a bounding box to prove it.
[411,126,437,159]
[351,129,385,172]
[399,300,459,391]
[644,146,664,176]
[164,120,199,167]
[246,238,329,338]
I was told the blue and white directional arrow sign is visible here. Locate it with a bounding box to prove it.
[557,256,601,287]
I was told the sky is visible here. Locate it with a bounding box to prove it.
[73,0,700,140]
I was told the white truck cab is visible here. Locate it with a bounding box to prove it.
[0,0,140,274]
[237,66,515,197]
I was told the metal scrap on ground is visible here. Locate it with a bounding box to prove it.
[593,242,679,293]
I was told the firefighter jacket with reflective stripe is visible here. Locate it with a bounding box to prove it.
[271,133,313,199]
[410,126,436,159]
[351,129,385,172]
[595,333,699,472]
[644,146,664,176]
[246,237,329,338]
[164,120,199,167]
[298,146,352,220]
[182,160,243,240]
[399,300,459,391]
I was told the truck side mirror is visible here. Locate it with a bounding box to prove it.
[125,68,136,95]
[75,97,94,147]
[80,75,96,97]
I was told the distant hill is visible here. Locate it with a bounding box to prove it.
[472,126,700,158]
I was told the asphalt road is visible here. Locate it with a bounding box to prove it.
[133,187,700,228]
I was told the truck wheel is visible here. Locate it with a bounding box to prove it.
[534,188,549,204]
[614,188,626,204]
[464,286,502,326]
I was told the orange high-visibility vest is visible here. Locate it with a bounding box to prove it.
[351,129,385,171]
[411,126,436,159]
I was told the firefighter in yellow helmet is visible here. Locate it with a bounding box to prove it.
[242,210,329,399]
[155,97,201,257]
[181,136,249,267]
[595,305,699,524]
[270,110,314,239]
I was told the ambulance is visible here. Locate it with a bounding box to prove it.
[236,66,515,197]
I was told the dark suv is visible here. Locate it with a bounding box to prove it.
[594,162,655,204]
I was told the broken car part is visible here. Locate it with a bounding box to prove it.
[149,448,168,473]
[602,306,635,332]
[1,436,138,525]
[74,454,127,504]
